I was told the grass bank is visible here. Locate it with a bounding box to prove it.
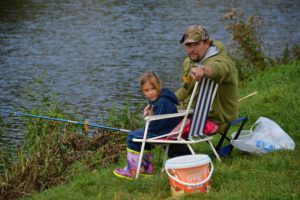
[24,61,300,200]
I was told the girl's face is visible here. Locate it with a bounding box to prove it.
[142,81,158,101]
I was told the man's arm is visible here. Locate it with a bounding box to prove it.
[175,86,188,102]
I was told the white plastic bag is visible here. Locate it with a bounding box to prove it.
[231,117,295,154]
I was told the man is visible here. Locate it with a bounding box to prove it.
[168,25,239,158]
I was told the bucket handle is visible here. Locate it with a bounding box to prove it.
[165,160,214,187]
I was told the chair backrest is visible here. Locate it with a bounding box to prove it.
[188,77,218,138]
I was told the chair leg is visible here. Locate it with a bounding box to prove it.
[208,140,221,162]
[161,145,170,172]
[135,143,145,179]
[216,132,228,151]
[187,144,195,155]
[215,116,248,157]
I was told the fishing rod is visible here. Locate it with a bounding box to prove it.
[0,110,131,133]
[0,91,257,133]
[239,91,257,102]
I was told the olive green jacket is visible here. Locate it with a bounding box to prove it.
[176,40,239,131]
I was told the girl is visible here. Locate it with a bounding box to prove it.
[114,72,180,180]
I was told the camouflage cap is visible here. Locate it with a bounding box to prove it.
[180,25,209,44]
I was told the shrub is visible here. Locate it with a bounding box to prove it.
[107,102,144,131]
[224,8,267,81]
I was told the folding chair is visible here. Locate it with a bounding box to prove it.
[214,116,248,157]
[133,77,221,179]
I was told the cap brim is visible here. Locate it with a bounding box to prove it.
[183,39,199,44]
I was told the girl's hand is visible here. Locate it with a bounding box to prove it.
[143,104,151,116]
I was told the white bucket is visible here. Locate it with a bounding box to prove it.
[164,154,213,196]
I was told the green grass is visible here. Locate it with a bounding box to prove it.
[24,61,300,200]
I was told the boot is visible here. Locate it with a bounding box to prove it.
[113,148,153,180]
[140,151,153,176]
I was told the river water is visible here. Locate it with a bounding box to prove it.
[0,0,300,149]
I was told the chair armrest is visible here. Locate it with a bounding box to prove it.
[178,109,194,114]
[144,109,194,122]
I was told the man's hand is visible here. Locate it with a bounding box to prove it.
[191,65,213,80]
[191,67,204,81]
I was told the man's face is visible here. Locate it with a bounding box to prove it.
[184,41,210,62]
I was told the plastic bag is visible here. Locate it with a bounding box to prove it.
[231,117,295,154]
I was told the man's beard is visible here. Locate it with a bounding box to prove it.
[189,55,200,62]
[189,53,206,62]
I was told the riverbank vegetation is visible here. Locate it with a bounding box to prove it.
[224,8,300,84]
[0,8,299,200]
[17,60,300,200]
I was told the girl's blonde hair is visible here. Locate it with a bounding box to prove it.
[139,72,162,94]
